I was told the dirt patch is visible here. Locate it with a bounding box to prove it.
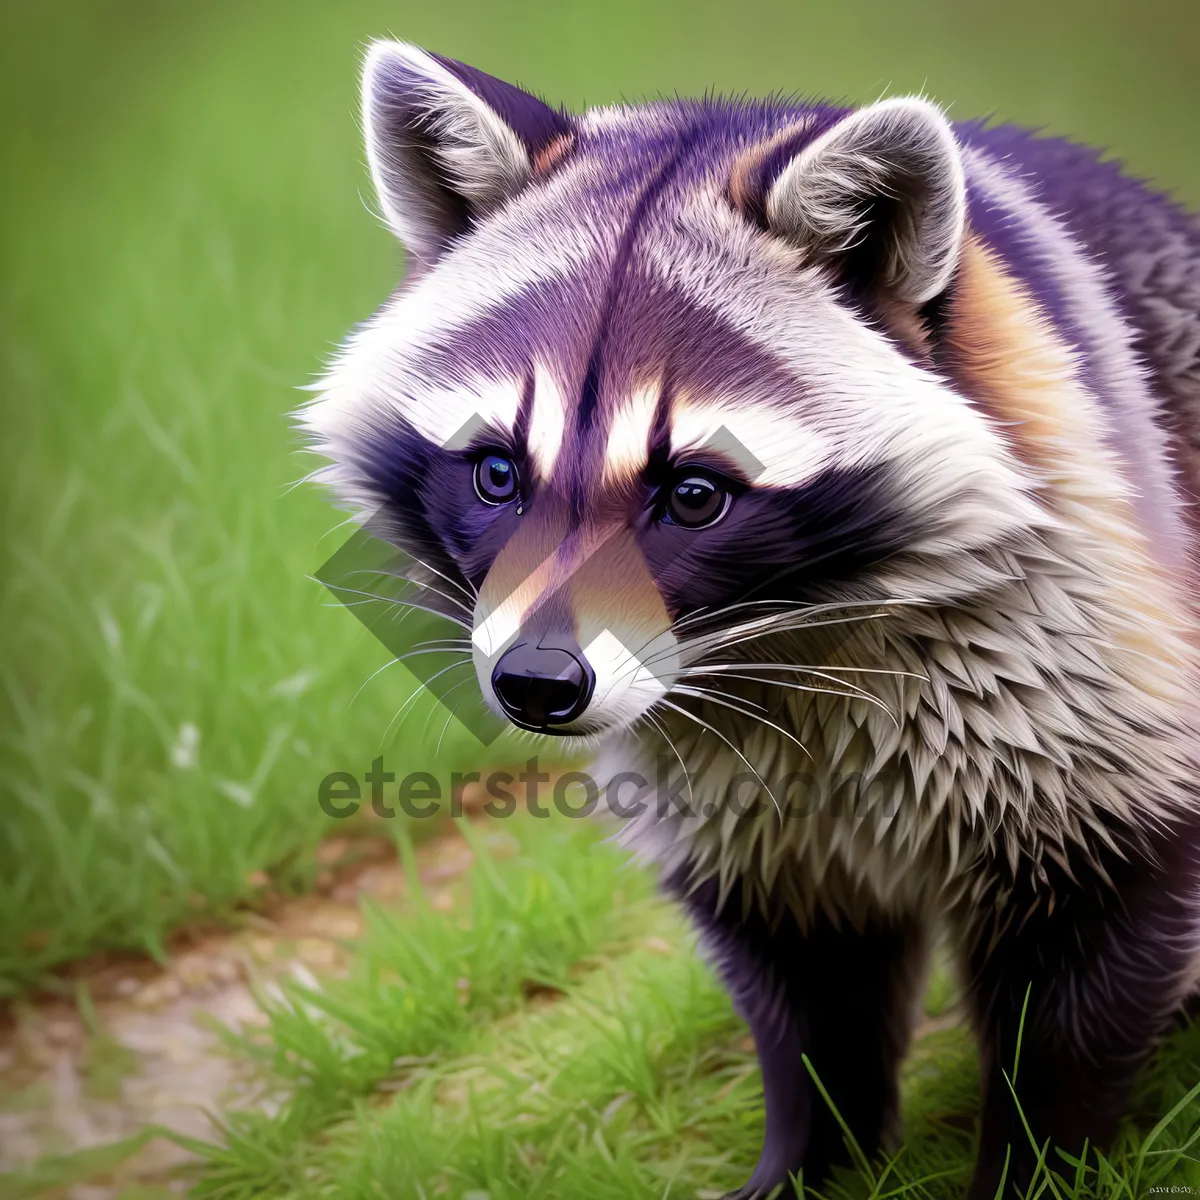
[0,823,490,1196]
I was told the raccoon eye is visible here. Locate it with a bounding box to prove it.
[474,453,520,505]
[663,473,730,528]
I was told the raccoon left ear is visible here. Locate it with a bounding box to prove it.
[362,41,573,264]
[765,97,966,305]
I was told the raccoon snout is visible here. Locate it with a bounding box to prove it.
[490,638,596,733]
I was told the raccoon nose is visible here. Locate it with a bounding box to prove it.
[491,639,596,733]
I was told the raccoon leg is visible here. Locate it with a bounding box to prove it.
[958,821,1200,1200]
[667,870,927,1197]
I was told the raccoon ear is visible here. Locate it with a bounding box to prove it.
[362,41,573,263]
[764,97,966,305]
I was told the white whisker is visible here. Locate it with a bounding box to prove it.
[678,609,896,664]
[683,661,902,718]
[434,680,476,755]
[681,667,900,728]
[313,581,471,630]
[351,654,403,706]
[339,566,474,618]
[658,698,785,825]
[380,657,473,748]
[672,594,918,634]
[695,661,927,682]
[350,548,479,604]
[642,709,696,812]
[672,685,815,761]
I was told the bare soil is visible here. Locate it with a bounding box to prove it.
[0,824,483,1197]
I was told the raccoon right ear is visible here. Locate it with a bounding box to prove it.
[362,41,573,264]
[763,97,966,305]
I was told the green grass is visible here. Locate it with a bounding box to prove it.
[9,814,1194,1199]
[2,1,1199,1195]
[0,0,514,992]
[179,819,1200,1200]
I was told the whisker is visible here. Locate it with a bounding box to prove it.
[434,679,476,756]
[420,670,476,742]
[313,582,471,630]
[328,596,469,652]
[345,548,478,605]
[694,605,895,642]
[351,654,403,706]
[681,668,900,728]
[683,662,898,714]
[692,661,927,682]
[391,645,474,666]
[678,610,896,663]
[380,658,474,748]
[596,622,686,692]
[658,698,785,825]
[672,685,815,761]
[598,600,923,696]
[643,709,696,812]
[672,682,768,712]
[672,594,917,634]
[339,567,474,618]
[343,561,475,607]
[635,610,894,678]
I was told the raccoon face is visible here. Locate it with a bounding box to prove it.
[305,42,1040,740]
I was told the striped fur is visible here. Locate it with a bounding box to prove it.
[303,41,1200,1198]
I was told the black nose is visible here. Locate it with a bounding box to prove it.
[491,639,596,732]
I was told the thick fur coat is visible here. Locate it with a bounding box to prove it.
[304,41,1200,1198]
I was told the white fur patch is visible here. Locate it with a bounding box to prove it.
[528,363,568,481]
[603,383,661,482]
[401,375,524,449]
[582,627,678,729]
[669,392,834,487]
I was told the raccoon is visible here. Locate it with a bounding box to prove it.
[304,41,1200,1198]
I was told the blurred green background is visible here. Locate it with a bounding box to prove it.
[2,0,1198,993]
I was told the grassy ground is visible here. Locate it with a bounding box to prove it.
[0,0,505,992]
[2,0,1199,1196]
[177,820,1200,1200]
[6,813,1197,1199]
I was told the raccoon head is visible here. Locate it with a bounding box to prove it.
[304,41,1041,741]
